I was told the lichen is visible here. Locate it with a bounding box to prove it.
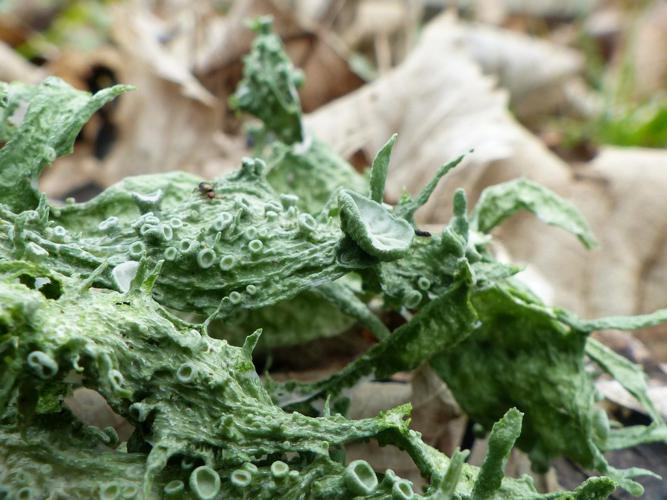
[1,19,667,500]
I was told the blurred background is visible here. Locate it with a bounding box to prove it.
[1,0,666,496]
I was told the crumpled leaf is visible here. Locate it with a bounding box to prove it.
[0,41,45,84]
[460,21,583,117]
[445,0,599,19]
[631,1,667,99]
[596,379,667,423]
[92,4,237,186]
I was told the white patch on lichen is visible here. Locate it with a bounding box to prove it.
[111,261,140,293]
[34,277,51,289]
[131,190,163,206]
[8,98,29,127]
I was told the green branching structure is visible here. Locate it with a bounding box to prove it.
[1,19,666,500]
[230,17,305,146]
[0,259,417,498]
[231,16,367,216]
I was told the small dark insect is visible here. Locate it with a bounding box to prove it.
[198,182,217,199]
[414,228,431,237]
